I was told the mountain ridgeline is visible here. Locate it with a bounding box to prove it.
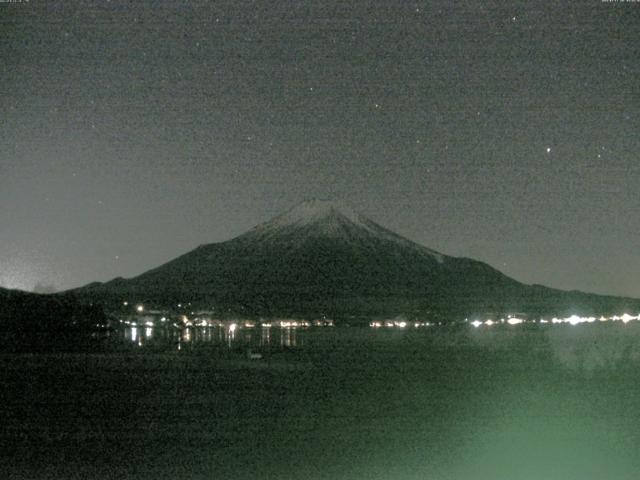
[75,200,640,321]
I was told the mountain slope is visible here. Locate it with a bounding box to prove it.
[74,200,640,320]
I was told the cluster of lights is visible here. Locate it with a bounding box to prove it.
[470,313,640,328]
[313,319,334,327]
[277,320,311,328]
[194,319,221,327]
[124,301,333,330]
[369,321,431,328]
[548,313,640,325]
[124,303,640,332]
[469,318,524,327]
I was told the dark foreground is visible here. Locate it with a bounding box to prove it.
[2,325,640,480]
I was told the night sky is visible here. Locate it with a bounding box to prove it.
[1,1,638,297]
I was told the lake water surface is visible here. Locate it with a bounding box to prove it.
[3,323,640,480]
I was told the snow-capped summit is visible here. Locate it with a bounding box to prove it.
[271,199,365,228]
[240,199,443,262]
[245,199,376,237]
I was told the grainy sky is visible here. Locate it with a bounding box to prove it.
[1,0,638,297]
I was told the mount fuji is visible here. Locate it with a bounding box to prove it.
[74,200,640,321]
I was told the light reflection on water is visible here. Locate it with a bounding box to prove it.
[123,325,302,349]
[123,322,640,372]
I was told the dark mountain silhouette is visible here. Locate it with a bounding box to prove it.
[73,200,640,321]
[0,287,108,351]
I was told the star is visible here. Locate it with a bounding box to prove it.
[546,147,551,153]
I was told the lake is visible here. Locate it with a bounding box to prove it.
[2,323,640,479]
